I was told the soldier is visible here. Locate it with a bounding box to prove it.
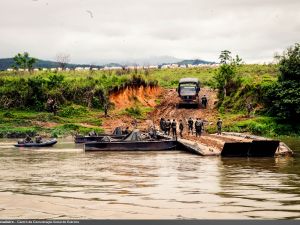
[165,119,171,135]
[47,97,58,115]
[123,127,130,135]
[159,118,165,133]
[162,119,167,134]
[52,102,58,116]
[195,118,203,137]
[188,117,194,135]
[149,126,157,139]
[179,119,184,138]
[104,102,108,117]
[35,135,42,144]
[89,130,97,136]
[24,135,32,143]
[217,118,223,135]
[171,119,177,138]
[246,103,253,117]
[201,95,208,108]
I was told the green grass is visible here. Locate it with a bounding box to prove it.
[120,105,153,119]
[205,114,300,137]
[0,126,38,138]
[0,64,278,88]
[50,124,104,138]
[0,106,104,138]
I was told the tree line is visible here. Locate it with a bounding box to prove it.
[213,42,300,121]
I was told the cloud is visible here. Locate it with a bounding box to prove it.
[0,0,299,64]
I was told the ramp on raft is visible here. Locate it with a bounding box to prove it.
[156,132,292,157]
[220,140,280,157]
[177,136,291,157]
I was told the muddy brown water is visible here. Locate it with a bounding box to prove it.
[0,138,300,219]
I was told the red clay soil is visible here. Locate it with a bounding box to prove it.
[102,86,162,133]
[104,87,239,149]
[109,86,162,110]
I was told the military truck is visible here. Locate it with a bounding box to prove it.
[177,78,200,108]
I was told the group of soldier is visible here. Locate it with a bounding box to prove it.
[24,134,42,143]
[159,117,223,138]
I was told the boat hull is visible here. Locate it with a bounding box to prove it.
[84,140,177,151]
[14,139,57,147]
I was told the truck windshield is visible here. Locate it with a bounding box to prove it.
[179,86,196,96]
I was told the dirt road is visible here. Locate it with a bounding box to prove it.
[104,87,239,150]
[148,88,229,150]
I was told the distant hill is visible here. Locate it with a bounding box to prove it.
[0,58,15,70]
[0,58,102,71]
[105,63,123,67]
[176,59,215,65]
[117,56,183,66]
[0,57,215,71]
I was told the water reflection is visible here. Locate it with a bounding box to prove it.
[0,139,300,219]
[217,157,300,219]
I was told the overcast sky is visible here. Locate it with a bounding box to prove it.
[0,0,299,64]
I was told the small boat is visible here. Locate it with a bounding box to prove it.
[74,127,126,143]
[84,129,177,151]
[14,139,57,147]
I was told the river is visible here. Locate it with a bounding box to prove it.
[0,137,300,219]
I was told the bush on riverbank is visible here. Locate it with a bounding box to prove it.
[0,109,104,137]
[0,127,37,138]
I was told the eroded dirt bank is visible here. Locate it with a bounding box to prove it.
[109,86,162,110]
[105,86,241,151]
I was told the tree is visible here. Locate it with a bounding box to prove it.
[56,53,70,70]
[214,50,242,97]
[13,52,36,72]
[277,43,300,81]
[219,50,232,64]
[264,43,300,121]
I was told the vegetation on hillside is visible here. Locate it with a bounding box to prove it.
[0,72,156,110]
[0,43,299,137]
[0,71,157,137]
[211,43,300,136]
[263,43,300,121]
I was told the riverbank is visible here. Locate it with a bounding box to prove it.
[0,65,299,138]
[0,88,298,140]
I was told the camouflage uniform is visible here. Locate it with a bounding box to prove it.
[217,119,222,135]
[195,119,203,137]
[165,119,171,135]
[171,119,177,138]
[179,120,184,138]
[188,118,194,134]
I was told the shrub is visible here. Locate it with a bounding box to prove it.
[125,106,142,117]
[58,105,88,118]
